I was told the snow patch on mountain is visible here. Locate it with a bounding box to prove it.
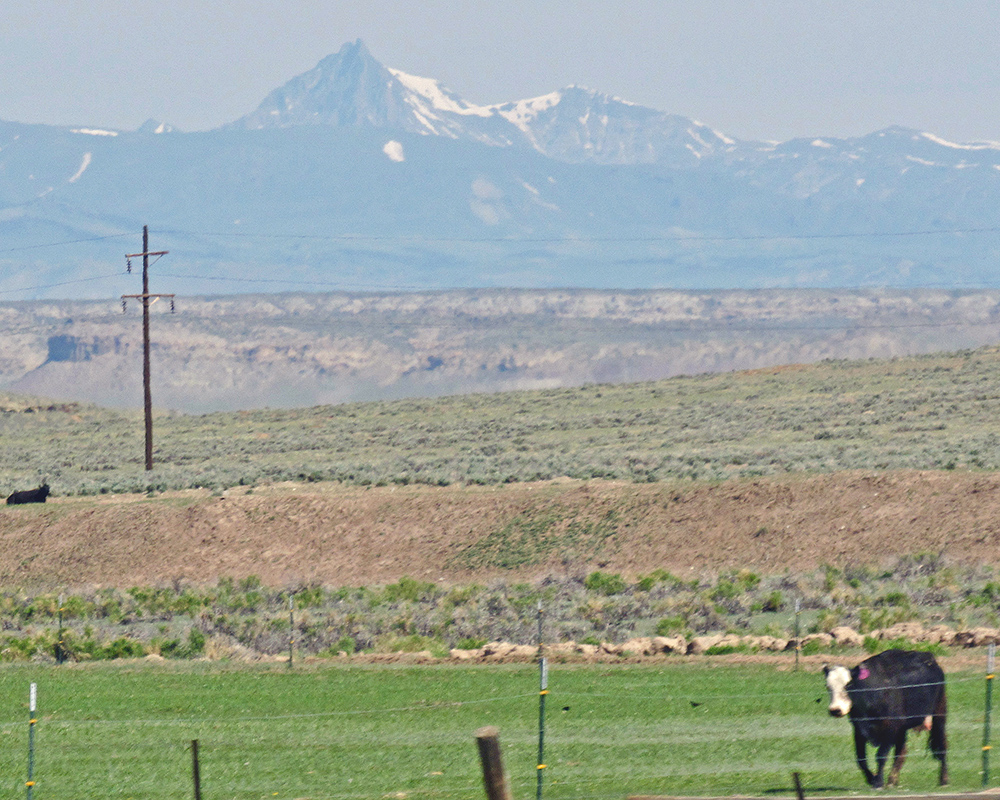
[495,92,563,135]
[709,126,736,147]
[383,140,405,162]
[920,132,1000,151]
[138,119,176,134]
[388,68,492,118]
[68,152,92,183]
[689,124,729,150]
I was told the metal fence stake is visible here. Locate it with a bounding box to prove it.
[26,683,37,800]
[538,656,548,800]
[984,642,995,788]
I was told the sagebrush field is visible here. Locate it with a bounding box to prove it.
[4,345,1000,496]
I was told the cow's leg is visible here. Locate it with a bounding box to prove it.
[887,730,908,787]
[872,741,894,789]
[854,728,877,787]
[931,702,948,785]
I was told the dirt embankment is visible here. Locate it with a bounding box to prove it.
[2,469,1000,589]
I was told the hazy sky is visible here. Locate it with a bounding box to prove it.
[2,0,999,143]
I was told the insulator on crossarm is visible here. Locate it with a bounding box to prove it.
[121,299,127,314]
[126,258,132,274]
[170,299,176,313]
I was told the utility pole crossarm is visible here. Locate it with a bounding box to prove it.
[122,293,175,301]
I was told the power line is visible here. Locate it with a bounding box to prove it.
[1,222,999,299]
[11,268,1000,298]
[0,271,128,297]
[155,224,1000,244]
[156,271,430,291]
[0,232,131,254]
[153,271,1000,294]
[0,223,996,261]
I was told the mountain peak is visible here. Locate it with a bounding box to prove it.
[137,118,176,134]
[228,38,399,130]
[313,39,377,77]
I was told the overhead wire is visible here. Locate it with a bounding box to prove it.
[155,271,430,292]
[1,222,999,297]
[153,225,1000,244]
[0,220,995,259]
[0,231,132,254]
[0,271,130,297]
[11,270,1000,297]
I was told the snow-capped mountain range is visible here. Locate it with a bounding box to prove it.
[2,39,1000,299]
[230,40,735,167]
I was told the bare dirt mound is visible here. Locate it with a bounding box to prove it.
[2,470,1000,589]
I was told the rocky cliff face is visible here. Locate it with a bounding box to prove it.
[45,333,133,363]
[3,288,1000,412]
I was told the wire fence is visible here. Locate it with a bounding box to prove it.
[0,658,993,800]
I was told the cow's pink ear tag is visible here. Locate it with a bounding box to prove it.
[858,667,870,680]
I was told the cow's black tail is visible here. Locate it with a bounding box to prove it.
[930,691,948,785]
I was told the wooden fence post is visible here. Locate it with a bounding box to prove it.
[793,771,805,800]
[476,726,513,800]
[191,739,201,800]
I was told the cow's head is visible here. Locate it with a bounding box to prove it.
[824,664,852,717]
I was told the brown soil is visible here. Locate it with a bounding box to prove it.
[3,469,1000,589]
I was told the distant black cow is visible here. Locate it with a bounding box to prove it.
[6,484,50,505]
[824,648,947,788]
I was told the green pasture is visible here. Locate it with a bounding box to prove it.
[0,658,991,800]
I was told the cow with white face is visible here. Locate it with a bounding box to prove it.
[824,664,853,717]
[823,649,947,788]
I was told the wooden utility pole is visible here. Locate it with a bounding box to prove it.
[122,225,172,471]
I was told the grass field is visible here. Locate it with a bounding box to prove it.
[0,658,990,800]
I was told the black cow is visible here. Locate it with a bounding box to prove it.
[824,648,947,788]
[6,484,50,505]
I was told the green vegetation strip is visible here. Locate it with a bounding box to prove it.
[0,660,988,800]
[4,346,1000,494]
[3,560,1000,661]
